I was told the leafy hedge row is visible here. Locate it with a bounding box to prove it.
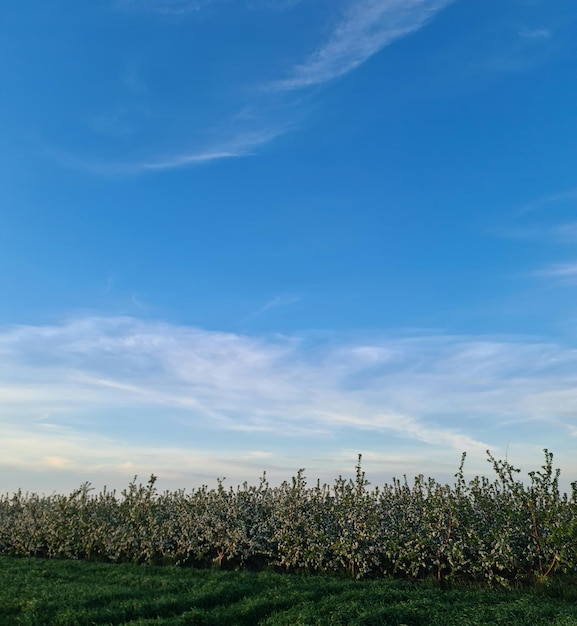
[1,451,576,585]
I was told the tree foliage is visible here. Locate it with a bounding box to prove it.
[1,450,576,585]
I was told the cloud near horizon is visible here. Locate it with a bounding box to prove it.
[1,316,577,490]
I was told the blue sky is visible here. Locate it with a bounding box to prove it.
[1,0,577,493]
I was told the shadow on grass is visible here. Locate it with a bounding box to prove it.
[2,557,577,625]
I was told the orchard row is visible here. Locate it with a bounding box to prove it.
[1,450,575,585]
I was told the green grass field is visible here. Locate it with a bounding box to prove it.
[1,556,577,625]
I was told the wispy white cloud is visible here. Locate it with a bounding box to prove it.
[46,146,238,175]
[496,221,577,243]
[0,419,288,488]
[129,125,287,172]
[249,451,273,458]
[2,316,577,490]
[134,150,240,171]
[245,0,305,10]
[118,0,303,14]
[54,0,455,174]
[518,26,551,40]
[271,0,456,90]
[555,222,577,242]
[245,294,301,320]
[48,125,287,175]
[534,263,577,285]
[518,187,577,215]
[117,0,216,15]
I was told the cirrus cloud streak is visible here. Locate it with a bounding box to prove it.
[272,0,456,90]
[1,316,577,490]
